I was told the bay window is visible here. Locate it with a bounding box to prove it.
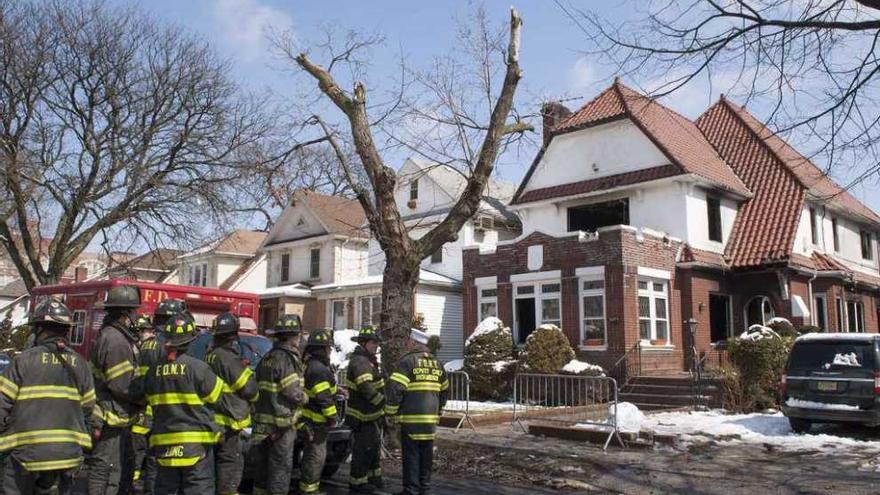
[638,279,669,344]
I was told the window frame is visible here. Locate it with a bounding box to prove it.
[566,198,630,233]
[744,295,775,329]
[513,279,563,343]
[478,287,498,321]
[358,295,382,328]
[330,299,347,330]
[309,247,321,279]
[832,218,840,252]
[638,278,671,346]
[860,230,874,261]
[578,277,606,348]
[708,293,733,342]
[814,293,828,330]
[280,252,290,283]
[430,246,443,264]
[706,196,723,243]
[836,297,845,332]
[69,310,87,346]
[409,180,419,201]
[810,207,819,245]
[846,300,865,333]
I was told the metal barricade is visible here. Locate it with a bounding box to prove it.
[512,373,625,450]
[441,371,475,432]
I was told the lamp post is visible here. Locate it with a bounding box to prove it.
[685,318,699,372]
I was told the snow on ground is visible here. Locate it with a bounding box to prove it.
[644,410,880,453]
[466,317,506,345]
[331,329,360,368]
[445,400,513,412]
[785,398,861,411]
[445,359,464,372]
[562,359,604,375]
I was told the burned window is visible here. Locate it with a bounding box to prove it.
[707,196,722,242]
[567,199,629,233]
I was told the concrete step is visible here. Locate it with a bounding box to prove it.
[620,392,709,407]
[628,375,721,387]
[628,402,685,412]
[623,384,719,396]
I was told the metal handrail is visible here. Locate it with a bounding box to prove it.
[690,350,711,410]
[610,340,642,385]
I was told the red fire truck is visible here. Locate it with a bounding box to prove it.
[29,279,260,359]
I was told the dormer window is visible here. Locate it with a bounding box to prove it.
[707,196,722,242]
[409,180,419,201]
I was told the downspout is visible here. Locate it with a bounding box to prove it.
[807,269,818,326]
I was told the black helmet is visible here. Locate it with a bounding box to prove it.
[212,312,240,336]
[164,312,197,347]
[96,285,140,310]
[351,325,382,344]
[305,328,333,348]
[271,314,302,336]
[31,298,73,329]
[155,299,188,317]
[133,314,152,331]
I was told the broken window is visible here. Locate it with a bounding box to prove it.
[567,199,629,233]
[707,196,722,242]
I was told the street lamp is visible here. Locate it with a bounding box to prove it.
[685,318,699,372]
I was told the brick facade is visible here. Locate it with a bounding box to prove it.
[464,228,880,376]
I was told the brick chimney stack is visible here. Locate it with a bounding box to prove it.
[541,101,572,147]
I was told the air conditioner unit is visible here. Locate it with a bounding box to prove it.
[474,216,495,231]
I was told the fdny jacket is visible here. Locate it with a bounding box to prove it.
[0,338,97,471]
[131,334,164,435]
[253,344,307,429]
[300,356,337,426]
[385,351,449,441]
[143,353,224,467]
[345,346,384,424]
[206,341,258,431]
[91,322,142,428]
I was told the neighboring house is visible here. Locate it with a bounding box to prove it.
[462,79,880,375]
[101,249,180,282]
[0,280,28,327]
[174,230,267,293]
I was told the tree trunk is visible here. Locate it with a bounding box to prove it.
[379,252,421,371]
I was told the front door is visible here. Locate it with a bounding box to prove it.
[709,294,731,343]
[515,298,536,345]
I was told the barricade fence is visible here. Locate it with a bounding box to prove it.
[440,370,474,431]
[512,373,624,450]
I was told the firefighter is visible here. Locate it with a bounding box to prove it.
[143,312,224,494]
[206,312,258,495]
[251,314,308,495]
[130,314,154,494]
[346,326,385,494]
[89,284,145,495]
[0,298,98,494]
[298,328,338,495]
[385,330,449,495]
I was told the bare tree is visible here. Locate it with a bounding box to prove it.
[0,1,270,289]
[561,0,880,182]
[273,7,529,361]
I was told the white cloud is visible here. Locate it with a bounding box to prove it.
[211,0,294,60]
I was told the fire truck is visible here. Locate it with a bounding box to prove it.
[29,279,260,359]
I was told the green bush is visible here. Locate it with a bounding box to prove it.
[520,324,575,373]
[727,331,794,411]
[463,318,516,401]
[0,311,30,353]
[767,318,797,338]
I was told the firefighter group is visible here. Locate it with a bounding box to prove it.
[0,285,450,495]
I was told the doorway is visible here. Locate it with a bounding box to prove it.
[515,297,536,344]
[709,294,731,343]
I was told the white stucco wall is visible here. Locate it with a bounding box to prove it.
[334,241,369,283]
[522,119,669,194]
[229,255,268,293]
[396,160,455,217]
[795,204,880,276]
[264,202,327,246]
[682,186,738,253]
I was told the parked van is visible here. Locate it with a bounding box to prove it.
[781,333,880,433]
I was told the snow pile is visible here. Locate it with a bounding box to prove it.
[444,359,464,372]
[767,317,792,327]
[445,400,513,412]
[491,360,516,372]
[785,398,861,411]
[611,402,646,432]
[832,352,861,367]
[466,317,504,346]
[562,359,605,375]
[739,325,780,341]
[330,329,360,369]
[644,410,880,453]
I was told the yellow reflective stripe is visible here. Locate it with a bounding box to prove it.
[398,414,439,424]
[149,431,221,446]
[321,405,337,417]
[346,407,383,422]
[94,406,134,427]
[214,413,252,430]
[440,379,449,391]
[0,429,91,450]
[370,393,384,406]
[254,412,299,427]
[407,382,441,392]
[16,385,82,401]
[389,373,410,386]
[408,433,436,441]
[258,381,280,392]
[354,373,373,385]
[299,481,320,493]
[81,388,96,405]
[157,456,202,467]
[0,376,19,399]
[229,368,254,392]
[147,393,203,406]
[371,467,383,477]
[105,360,135,381]
[131,424,151,435]
[384,405,399,415]
[279,372,302,390]
[202,378,225,404]
[350,474,370,485]
[19,457,83,471]
[375,379,385,389]
[307,381,332,396]
[136,366,149,377]
[300,409,330,423]
[146,405,153,416]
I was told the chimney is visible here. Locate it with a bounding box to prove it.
[541,102,572,147]
[75,266,87,282]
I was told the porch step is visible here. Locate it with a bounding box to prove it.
[619,375,723,410]
[619,392,709,407]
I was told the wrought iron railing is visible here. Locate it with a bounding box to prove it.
[610,341,642,386]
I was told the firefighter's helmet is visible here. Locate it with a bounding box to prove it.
[351,325,382,344]
[305,328,333,348]
[96,285,140,310]
[134,314,152,331]
[31,298,73,329]
[154,299,188,317]
[212,312,240,336]
[164,312,198,347]
[271,314,302,336]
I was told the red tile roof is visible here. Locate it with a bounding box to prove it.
[697,99,807,268]
[678,245,728,269]
[516,164,680,204]
[524,80,751,202]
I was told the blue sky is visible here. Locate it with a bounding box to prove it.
[110,0,880,212]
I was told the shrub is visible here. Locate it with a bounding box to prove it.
[727,331,794,411]
[520,324,576,373]
[560,359,605,377]
[0,311,29,353]
[798,325,823,335]
[717,364,753,413]
[463,318,516,401]
[767,317,797,338]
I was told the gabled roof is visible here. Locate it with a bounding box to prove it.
[182,230,267,258]
[219,253,265,290]
[513,80,750,204]
[292,190,368,237]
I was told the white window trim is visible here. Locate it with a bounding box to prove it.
[358,295,381,328]
[578,274,606,350]
[478,286,498,321]
[511,270,561,283]
[309,248,321,280]
[512,278,562,344]
[474,276,497,286]
[744,295,775,330]
[636,267,671,280]
[844,299,866,333]
[638,278,672,347]
[70,310,87,346]
[329,299,347,330]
